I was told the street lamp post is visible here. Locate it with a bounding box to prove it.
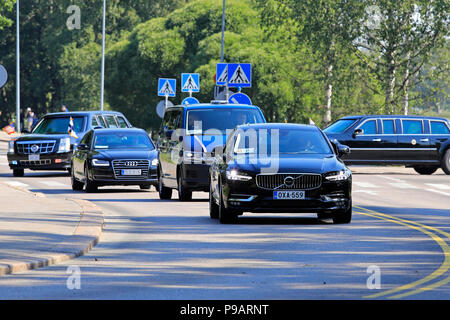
[100,0,106,111]
[220,0,225,63]
[16,0,20,133]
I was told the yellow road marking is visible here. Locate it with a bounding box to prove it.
[354,205,450,299]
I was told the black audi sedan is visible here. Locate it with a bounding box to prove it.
[71,128,158,192]
[209,123,352,224]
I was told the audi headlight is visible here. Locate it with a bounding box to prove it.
[151,158,159,167]
[58,137,71,153]
[324,169,351,181]
[226,169,252,181]
[92,159,110,167]
[8,140,15,153]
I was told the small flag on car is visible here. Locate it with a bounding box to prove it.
[68,117,79,139]
[309,118,316,125]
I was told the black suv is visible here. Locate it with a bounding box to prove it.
[324,115,450,175]
[7,111,132,176]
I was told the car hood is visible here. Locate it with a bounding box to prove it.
[228,153,345,174]
[93,149,158,161]
[16,133,81,144]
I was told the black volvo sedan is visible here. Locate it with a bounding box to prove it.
[71,128,158,192]
[209,123,352,224]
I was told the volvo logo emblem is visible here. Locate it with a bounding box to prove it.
[126,161,138,167]
[31,145,39,153]
[284,176,295,187]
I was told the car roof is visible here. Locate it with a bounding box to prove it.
[340,115,449,121]
[166,103,261,110]
[235,123,318,131]
[91,128,146,134]
[44,111,124,117]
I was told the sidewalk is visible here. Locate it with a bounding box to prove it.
[0,131,19,142]
[0,182,103,275]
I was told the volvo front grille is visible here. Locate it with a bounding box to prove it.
[256,173,322,190]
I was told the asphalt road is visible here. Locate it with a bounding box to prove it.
[0,140,448,300]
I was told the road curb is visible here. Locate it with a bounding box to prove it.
[0,195,104,276]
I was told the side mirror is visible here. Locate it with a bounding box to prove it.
[352,128,363,138]
[337,144,351,157]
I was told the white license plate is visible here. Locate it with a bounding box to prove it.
[121,169,142,176]
[28,154,40,161]
[274,190,305,200]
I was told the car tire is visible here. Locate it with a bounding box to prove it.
[158,171,172,200]
[209,181,219,219]
[413,166,438,175]
[177,174,192,201]
[332,201,352,224]
[218,180,237,224]
[84,166,98,193]
[441,149,450,175]
[71,167,84,191]
[12,169,24,177]
[140,184,151,190]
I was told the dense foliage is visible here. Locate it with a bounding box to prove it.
[0,0,448,131]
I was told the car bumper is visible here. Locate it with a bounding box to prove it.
[223,179,351,214]
[7,152,72,170]
[91,166,158,186]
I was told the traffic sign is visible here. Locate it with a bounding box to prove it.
[181,73,200,93]
[182,97,200,105]
[156,100,174,118]
[0,65,7,88]
[216,63,228,86]
[228,63,251,88]
[158,78,176,97]
[229,92,252,105]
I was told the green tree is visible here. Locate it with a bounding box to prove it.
[0,0,15,30]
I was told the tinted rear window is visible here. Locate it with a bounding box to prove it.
[430,121,450,134]
[402,120,423,134]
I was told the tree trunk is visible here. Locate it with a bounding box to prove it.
[385,50,396,114]
[402,52,411,116]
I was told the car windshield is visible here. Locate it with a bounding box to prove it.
[93,132,154,150]
[32,116,84,134]
[186,108,264,135]
[233,128,333,155]
[323,119,356,134]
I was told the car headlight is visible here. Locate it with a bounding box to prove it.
[226,169,252,181]
[151,158,159,167]
[92,159,110,167]
[324,169,351,181]
[8,140,15,153]
[58,137,71,153]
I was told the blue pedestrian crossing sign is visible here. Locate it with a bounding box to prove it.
[228,63,251,88]
[229,93,252,105]
[182,97,200,105]
[181,73,200,93]
[216,63,228,86]
[158,78,176,97]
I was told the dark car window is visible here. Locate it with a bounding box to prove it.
[80,131,93,147]
[97,116,107,128]
[323,119,356,134]
[430,121,450,134]
[186,108,264,135]
[234,128,333,155]
[359,120,377,135]
[402,120,423,134]
[93,132,154,150]
[32,116,84,134]
[104,115,119,128]
[161,110,178,131]
[116,116,129,128]
[91,117,100,127]
[382,119,395,134]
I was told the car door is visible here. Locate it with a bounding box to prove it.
[342,118,384,163]
[397,119,430,162]
[73,131,93,178]
[429,120,450,162]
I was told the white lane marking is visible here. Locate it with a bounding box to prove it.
[425,184,450,191]
[4,181,29,188]
[353,182,379,188]
[425,188,450,197]
[388,182,419,189]
[38,180,66,187]
[353,190,378,195]
[376,175,405,183]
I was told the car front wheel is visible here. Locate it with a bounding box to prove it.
[13,169,24,177]
[158,171,172,200]
[177,174,192,201]
[84,166,98,193]
[71,166,84,191]
[218,180,237,224]
[332,201,352,224]
[413,166,438,175]
[209,180,219,219]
